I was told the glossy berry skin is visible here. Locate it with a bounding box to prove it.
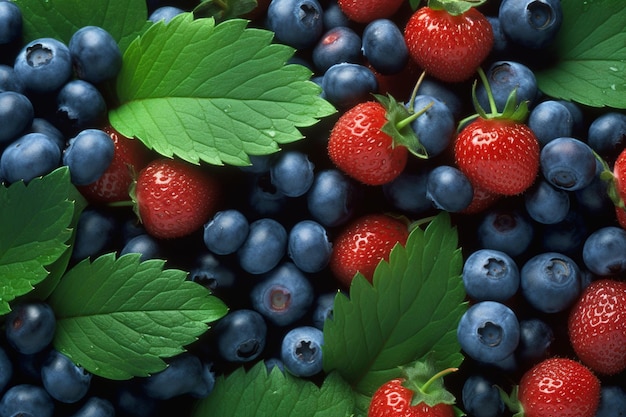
[134,158,220,239]
[516,318,554,365]
[540,137,597,191]
[361,19,408,75]
[528,100,573,147]
[595,386,626,417]
[0,132,61,184]
[404,6,493,83]
[119,233,162,262]
[477,208,534,257]
[306,169,358,227]
[461,374,505,417]
[71,208,117,260]
[337,0,404,24]
[0,91,34,144]
[13,38,73,94]
[148,6,185,23]
[312,292,336,329]
[69,25,122,84]
[523,179,570,224]
[498,0,563,49]
[0,347,12,393]
[582,226,626,276]
[568,279,626,375]
[408,95,455,158]
[63,128,115,186]
[77,126,151,204]
[330,214,408,286]
[462,248,519,302]
[312,26,362,73]
[0,1,22,45]
[518,358,600,417]
[475,61,538,113]
[213,309,267,363]
[328,101,406,186]
[237,218,287,275]
[56,79,107,132]
[322,63,378,109]
[5,301,56,355]
[383,171,432,215]
[455,118,540,196]
[203,209,249,255]
[69,396,115,417]
[41,349,92,403]
[187,252,236,291]
[0,64,24,94]
[250,262,314,326]
[368,378,455,417]
[287,220,332,273]
[456,301,520,363]
[280,326,324,377]
[0,384,54,417]
[587,111,626,158]
[270,150,315,197]
[266,0,324,50]
[426,165,473,213]
[520,252,581,313]
[142,353,214,399]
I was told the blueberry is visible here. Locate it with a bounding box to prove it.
[361,19,408,75]
[382,170,432,215]
[595,385,626,417]
[68,396,115,417]
[499,0,563,49]
[426,165,474,213]
[41,349,92,403]
[250,262,314,326]
[311,291,336,330]
[187,252,236,291]
[306,169,358,227]
[486,16,509,56]
[527,100,573,147]
[477,208,534,258]
[516,318,554,364]
[0,90,34,144]
[322,0,349,29]
[587,111,626,159]
[247,173,288,216]
[213,309,267,363]
[0,132,61,184]
[280,326,324,377]
[266,0,324,50]
[575,162,612,216]
[457,301,520,363]
[520,252,581,313]
[414,77,463,119]
[0,346,13,393]
[4,301,56,355]
[69,25,122,84]
[475,61,538,113]
[119,233,162,262]
[14,38,73,94]
[312,26,362,73]
[203,209,250,255]
[113,385,159,417]
[462,249,520,302]
[408,95,455,158]
[321,62,378,109]
[0,384,54,417]
[239,154,274,174]
[540,136,597,191]
[582,226,626,276]
[0,1,22,45]
[540,209,588,256]
[237,218,287,275]
[0,64,24,93]
[142,353,214,399]
[71,207,118,260]
[524,179,570,224]
[63,128,114,185]
[56,80,107,132]
[28,117,66,150]
[270,150,315,197]
[461,374,505,417]
[148,6,185,23]
[287,220,332,273]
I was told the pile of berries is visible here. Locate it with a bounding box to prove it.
[1,0,626,416]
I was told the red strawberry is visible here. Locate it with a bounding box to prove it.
[513,357,600,417]
[329,213,409,287]
[454,70,540,196]
[328,95,430,186]
[133,158,220,239]
[568,279,626,375]
[404,2,493,83]
[78,125,151,204]
[608,147,626,227]
[368,361,457,417]
[337,0,404,24]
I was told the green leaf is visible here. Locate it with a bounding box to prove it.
[535,0,626,109]
[0,168,79,315]
[191,362,356,417]
[322,212,467,411]
[48,253,228,380]
[109,14,336,166]
[193,0,258,22]
[14,0,151,53]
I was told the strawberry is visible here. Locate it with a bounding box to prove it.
[568,279,626,375]
[329,213,409,287]
[606,147,626,228]
[454,69,540,196]
[77,125,152,204]
[404,1,493,83]
[368,360,457,417]
[133,158,220,239]
[337,0,405,24]
[328,94,430,186]
[507,357,601,417]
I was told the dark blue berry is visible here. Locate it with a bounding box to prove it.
[203,209,250,255]
[306,169,358,227]
[0,346,13,393]
[41,349,92,403]
[237,218,287,275]
[408,95,455,158]
[516,318,554,364]
[476,61,538,113]
[5,301,56,355]
[148,6,185,23]
[321,62,377,109]
[311,292,336,330]
[266,0,324,50]
[0,1,22,45]
[14,38,73,94]
[56,80,107,132]
[527,100,573,147]
[62,128,114,186]
[524,179,570,224]
[540,136,597,191]
[71,208,118,260]
[322,0,349,29]
[28,117,66,150]
[213,309,267,363]
[0,64,24,94]
[462,249,520,302]
[120,233,162,262]
[312,26,362,73]
[69,25,122,84]
[361,19,407,75]
[0,132,61,183]
[280,325,324,377]
[582,226,626,276]
[0,384,54,417]
[461,374,505,417]
[499,0,563,49]
[287,220,332,273]
[587,111,626,159]
[477,208,534,258]
[426,165,473,213]
[69,396,115,417]
[188,252,236,291]
[142,353,214,399]
[270,150,315,197]
[0,90,34,144]
[595,385,626,417]
[382,170,432,215]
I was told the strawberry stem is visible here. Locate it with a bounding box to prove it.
[477,67,498,115]
[396,101,434,131]
[407,70,427,112]
[419,367,458,393]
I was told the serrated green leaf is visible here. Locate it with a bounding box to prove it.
[192,362,356,417]
[13,0,152,53]
[535,0,626,109]
[322,212,467,407]
[48,253,228,380]
[109,14,336,166]
[0,168,78,315]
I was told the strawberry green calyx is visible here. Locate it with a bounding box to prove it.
[375,93,432,159]
[596,151,626,209]
[497,385,525,417]
[428,0,488,16]
[400,356,458,408]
